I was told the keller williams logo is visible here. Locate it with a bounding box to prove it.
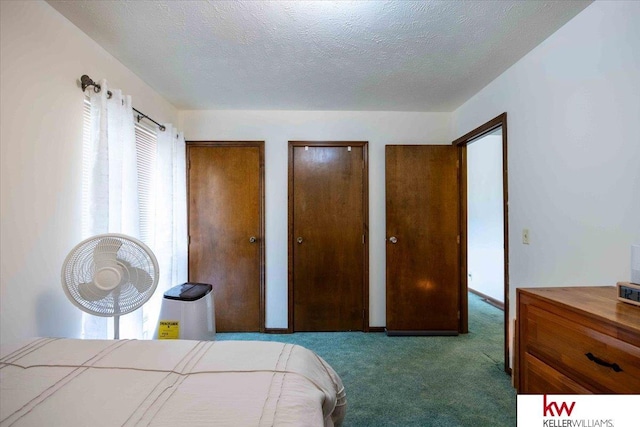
[543,395,576,417]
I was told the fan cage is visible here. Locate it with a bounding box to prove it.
[62,234,159,317]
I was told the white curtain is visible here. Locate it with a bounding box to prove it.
[83,80,141,339]
[82,80,187,340]
[143,125,188,339]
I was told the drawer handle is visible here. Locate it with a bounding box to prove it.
[585,352,623,373]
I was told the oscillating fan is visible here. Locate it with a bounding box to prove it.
[61,233,159,339]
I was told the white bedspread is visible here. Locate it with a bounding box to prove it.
[0,338,346,427]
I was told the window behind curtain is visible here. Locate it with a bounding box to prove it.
[81,98,92,238]
[134,122,157,245]
[81,97,158,243]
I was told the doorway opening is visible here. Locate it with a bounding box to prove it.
[468,128,505,309]
[453,113,510,374]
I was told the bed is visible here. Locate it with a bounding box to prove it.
[0,338,346,427]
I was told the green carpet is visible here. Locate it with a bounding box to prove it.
[217,293,516,426]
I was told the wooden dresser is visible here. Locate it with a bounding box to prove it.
[516,286,640,394]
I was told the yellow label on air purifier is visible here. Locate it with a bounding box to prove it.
[158,321,179,339]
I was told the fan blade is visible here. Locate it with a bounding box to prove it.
[78,281,111,301]
[128,267,154,293]
[93,237,123,270]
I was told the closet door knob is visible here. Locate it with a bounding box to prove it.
[249,236,257,243]
[297,237,304,244]
[389,236,398,244]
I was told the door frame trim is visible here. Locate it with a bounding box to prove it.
[451,113,510,374]
[186,140,266,332]
[287,141,370,333]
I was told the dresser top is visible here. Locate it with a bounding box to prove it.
[517,286,640,333]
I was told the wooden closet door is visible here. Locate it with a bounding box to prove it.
[188,143,264,332]
[385,145,460,335]
[290,143,367,331]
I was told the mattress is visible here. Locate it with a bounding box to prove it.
[0,338,346,427]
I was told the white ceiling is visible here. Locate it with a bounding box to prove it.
[48,0,592,112]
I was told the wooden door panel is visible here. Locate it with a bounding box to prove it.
[292,145,365,331]
[188,145,262,332]
[386,145,460,334]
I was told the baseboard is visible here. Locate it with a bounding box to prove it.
[469,288,505,310]
[264,328,290,334]
[387,330,459,336]
[265,327,386,333]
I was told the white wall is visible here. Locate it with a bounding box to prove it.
[467,133,504,302]
[180,110,451,328]
[453,0,640,347]
[0,0,178,345]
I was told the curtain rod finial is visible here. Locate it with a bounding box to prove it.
[80,75,100,93]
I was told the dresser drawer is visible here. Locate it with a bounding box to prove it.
[522,352,592,394]
[524,305,640,393]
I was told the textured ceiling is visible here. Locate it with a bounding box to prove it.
[47,0,592,112]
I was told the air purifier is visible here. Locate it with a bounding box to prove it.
[155,283,215,340]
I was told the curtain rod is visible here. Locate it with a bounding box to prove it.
[80,75,166,132]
